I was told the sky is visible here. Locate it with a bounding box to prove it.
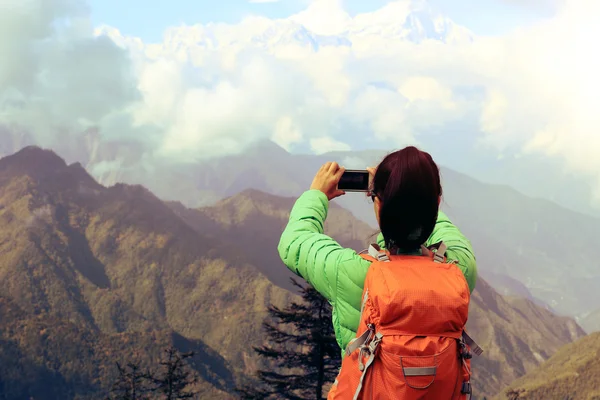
[88,0,557,42]
[1,0,600,203]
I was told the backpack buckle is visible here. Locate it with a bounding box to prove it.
[461,382,472,394]
[459,341,473,360]
[368,244,390,262]
[368,332,383,353]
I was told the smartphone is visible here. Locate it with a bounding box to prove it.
[338,170,370,192]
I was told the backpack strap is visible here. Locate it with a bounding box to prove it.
[433,242,447,263]
[458,330,483,396]
[352,330,383,400]
[363,242,448,263]
[421,241,448,263]
[462,331,483,356]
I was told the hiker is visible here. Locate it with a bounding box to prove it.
[277,146,479,399]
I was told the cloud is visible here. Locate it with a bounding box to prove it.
[290,0,351,36]
[272,115,303,150]
[500,0,564,14]
[474,0,600,197]
[1,0,599,201]
[310,136,351,154]
[0,0,142,157]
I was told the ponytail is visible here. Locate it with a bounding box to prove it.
[373,146,441,252]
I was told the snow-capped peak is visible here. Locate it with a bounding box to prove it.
[98,0,474,62]
[349,0,473,44]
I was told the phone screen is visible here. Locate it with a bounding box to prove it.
[338,170,370,191]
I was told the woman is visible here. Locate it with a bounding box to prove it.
[277,146,477,355]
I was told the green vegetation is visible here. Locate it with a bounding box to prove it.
[108,362,154,400]
[107,347,198,400]
[237,279,340,399]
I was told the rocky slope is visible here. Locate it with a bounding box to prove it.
[495,332,600,400]
[0,146,295,398]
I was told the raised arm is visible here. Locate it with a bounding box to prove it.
[277,189,366,302]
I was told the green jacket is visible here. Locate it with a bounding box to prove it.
[277,189,477,354]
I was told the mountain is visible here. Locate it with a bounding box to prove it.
[0,146,296,398]
[167,188,377,291]
[468,280,584,398]
[94,0,474,55]
[416,129,600,219]
[286,0,474,44]
[494,332,600,400]
[438,167,600,319]
[0,146,587,399]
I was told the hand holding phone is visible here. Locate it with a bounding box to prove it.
[310,162,347,200]
[337,170,370,192]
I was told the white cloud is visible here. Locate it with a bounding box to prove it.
[474,0,600,188]
[340,156,369,169]
[272,115,303,151]
[290,0,351,36]
[500,0,564,13]
[0,0,140,151]
[1,0,600,200]
[310,136,351,154]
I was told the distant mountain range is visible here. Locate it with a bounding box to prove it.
[11,134,594,326]
[2,129,600,322]
[0,146,588,399]
[97,0,474,52]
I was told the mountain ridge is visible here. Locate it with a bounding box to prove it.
[0,146,298,397]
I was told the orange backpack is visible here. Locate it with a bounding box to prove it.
[328,242,482,400]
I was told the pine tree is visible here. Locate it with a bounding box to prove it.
[107,361,153,400]
[237,278,341,399]
[151,347,198,399]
